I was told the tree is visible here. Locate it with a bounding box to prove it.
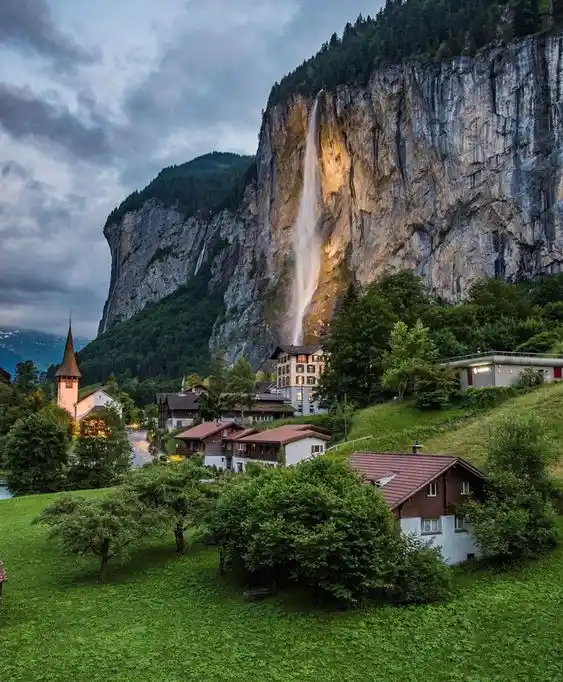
[198,350,235,421]
[206,457,403,604]
[39,403,74,440]
[4,413,69,494]
[227,357,256,420]
[382,319,438,399]
[465,415,559,560]
[318,282,396,406]
[13,361,38,393]
[36,491,155,582]
[141,404,159,431]
[106,374,119,396]
[69,409,132,489]
[183,373,203,390]
[123,459,217,553]
[117,390,137,425]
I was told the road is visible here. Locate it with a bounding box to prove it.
[127,430,153,467]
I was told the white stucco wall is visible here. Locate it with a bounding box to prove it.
[231,456,278,473]
[76,390,121,419]
[204,455,228,470]
[284,437,326,466]
[400,515,482,565]
[168,417,195,431]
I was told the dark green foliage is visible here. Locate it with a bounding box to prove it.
[389,535,453,605]
[414,365,459,410]
[5,413,69,495]
[451,386,520,410]
[267,0,552,108]
[517,367,546,388]
[123,459,218,553]
[320,271,563,408]
[465,415,560,560]
[35,491,156,582]
[105,152,254,227]
[77,267,225,395]
[207,457,401,604]
[68,412,132,490]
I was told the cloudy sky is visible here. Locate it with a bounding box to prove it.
[0,0,381,338]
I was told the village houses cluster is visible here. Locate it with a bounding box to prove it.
[54,333,563,566]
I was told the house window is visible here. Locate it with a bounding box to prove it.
[460,480,471,495]
[426,482,438,497]
[175,420,183,428]
[421,518,441,534]
[237,443,245,451]
[455,516,469,532]
[306,376,316,385]
[311,444,324,454]
[307,364,315,373]
[237,462,244,473]
[296,364,305,373]
[296,376,304,386]
[297,355,307,363]
[296,391,303,401]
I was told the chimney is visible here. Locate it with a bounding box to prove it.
[412,440,423,455]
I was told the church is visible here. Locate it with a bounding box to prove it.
[55,324,121,422]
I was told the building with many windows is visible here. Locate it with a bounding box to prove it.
[270,345,326,415]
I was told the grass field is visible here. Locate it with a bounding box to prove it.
[2,493,563,682]
[331,383,563,476]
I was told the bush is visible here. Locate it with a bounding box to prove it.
[451,386,518,411]
[517,368,545,389]
[414,365,459,411]
[465,415,560,561]
[206,458,402,605]
[389,535,453,605]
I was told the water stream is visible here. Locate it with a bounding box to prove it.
[289,97,322,346]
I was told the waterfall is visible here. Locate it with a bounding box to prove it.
[194,245,205,275]
[289,97,322,346]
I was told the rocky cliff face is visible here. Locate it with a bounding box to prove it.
[100,33,563,366]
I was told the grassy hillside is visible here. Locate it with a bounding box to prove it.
[1,492,563,681]
[331,382,563,477]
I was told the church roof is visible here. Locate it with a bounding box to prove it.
[55,325,82,379]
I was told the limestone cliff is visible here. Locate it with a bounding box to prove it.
[99,33,563,367]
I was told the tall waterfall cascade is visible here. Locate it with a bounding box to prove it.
[289,97,322,346]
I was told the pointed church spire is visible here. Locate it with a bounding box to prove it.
[55,322,82,378]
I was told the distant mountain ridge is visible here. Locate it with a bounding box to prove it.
[0,328,89,375]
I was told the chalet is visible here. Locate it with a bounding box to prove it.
[156,393,199,430]
[445,351,563,390]
[223,424,331,472]
[156,391,295,431]
[349,449,486,565]
[175,421,245,468]
[176,422,331,472]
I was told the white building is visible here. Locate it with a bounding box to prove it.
[349,450,486,565]
[176,422,331,473]
[270,345,327,415]
[445,351,563,390]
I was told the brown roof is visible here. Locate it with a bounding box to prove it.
[223,428,257,442]
[239,424,331,446]
[55,324,82,378]
[349,452,486,509]
[175,421,241,441]
[270,345,322,359]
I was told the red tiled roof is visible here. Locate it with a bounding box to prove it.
[223,428,257,442]
[239,424,331,446]
[349,452,486,509]
[176,421,240,441]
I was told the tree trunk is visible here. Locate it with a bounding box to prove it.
[99,539,110,583]
[174,524,185,554]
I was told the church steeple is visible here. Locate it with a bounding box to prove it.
[56,323,82,379]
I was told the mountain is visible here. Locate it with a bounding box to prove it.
[0,329,89,376]
[86,4,563,386]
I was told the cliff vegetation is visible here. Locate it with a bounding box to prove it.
[268,0,554,107]
[105,152,255,227]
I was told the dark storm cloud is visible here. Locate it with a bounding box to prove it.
[0,0,96,69]
[0,84,113,161]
